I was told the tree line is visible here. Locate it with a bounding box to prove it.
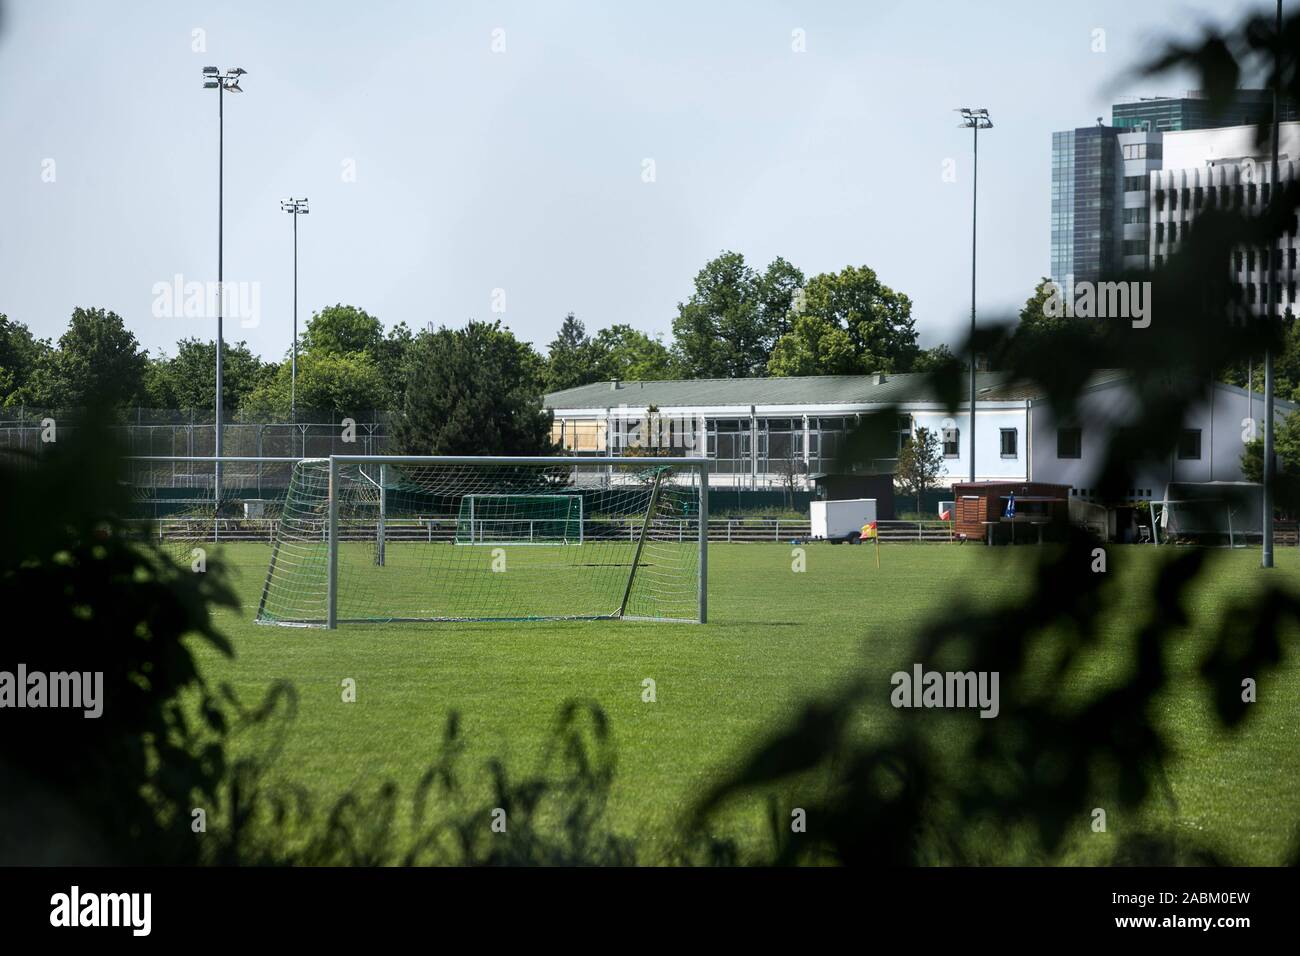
[0,250,958,420]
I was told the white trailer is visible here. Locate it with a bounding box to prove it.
[810,498,877,542]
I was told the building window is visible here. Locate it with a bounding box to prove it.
[1178,428,1202,460]
[1057,427,1082,459]
[1000,428,1018,459]
[942,426,960,458]
[896,414,913,454]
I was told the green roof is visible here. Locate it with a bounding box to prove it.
[546,372,1047,410]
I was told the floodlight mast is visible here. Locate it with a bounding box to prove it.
[280,197,310,420]
[201,67,247,535]
[957,107,992,483]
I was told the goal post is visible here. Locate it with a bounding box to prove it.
[255,455,709,628]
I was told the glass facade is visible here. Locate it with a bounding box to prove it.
[1113,92,1297,133]
[553,414,870,481]
[1050,130,1075,286]
[1052,126,1124,286]
[706,416,854,477]
[1068,126,1120,285]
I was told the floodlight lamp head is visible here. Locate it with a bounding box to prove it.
[230,67,247,75]
[203,66,219,74]
[204,80,220,89]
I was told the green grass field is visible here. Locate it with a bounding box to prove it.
[190,541,1300,864]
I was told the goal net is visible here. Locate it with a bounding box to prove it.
[1154,481,1263,547]
[256,456,708,626]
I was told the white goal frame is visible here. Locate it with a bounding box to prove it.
[325,454,709,628]
[455,493,584,546]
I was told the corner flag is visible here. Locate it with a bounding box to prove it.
[862,521,880,569]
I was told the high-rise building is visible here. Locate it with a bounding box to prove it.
[1052,90,1296,288]
[1050,123,1160,287]
[1113,90,1297,133]
[1150,122,1300,316]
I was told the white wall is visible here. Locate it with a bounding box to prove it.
[912,405,1030,486]
[1029,380,1293,499]
[1162,122,1300,170]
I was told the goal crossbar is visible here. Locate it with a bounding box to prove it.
[320,455,708,628]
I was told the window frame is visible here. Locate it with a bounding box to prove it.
[999,428,1018,459]
[942,426,960,459]
[1057,426,1082,460]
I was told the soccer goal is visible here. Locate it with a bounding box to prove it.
[1153,482,1263,548]
[455,494,583,546]
[256,455,709,627]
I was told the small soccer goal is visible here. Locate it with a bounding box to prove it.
[455,494,583,546]
[256,455,709,627]
[1153,481,1263,548]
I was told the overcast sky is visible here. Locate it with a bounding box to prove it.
[0,0,1255,362]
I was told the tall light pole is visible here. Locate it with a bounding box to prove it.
[202,66,246,523]
[1263,0,1282,568]
[280,198,309,421]
[958,107,992,483]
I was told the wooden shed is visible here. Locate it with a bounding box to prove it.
[951,481,1071,544]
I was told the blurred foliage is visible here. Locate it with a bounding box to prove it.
[0,403,241,863]
[7,5,1300,869]
[687,5,1300,866]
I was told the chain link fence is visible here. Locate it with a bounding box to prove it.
[0,408,392,466]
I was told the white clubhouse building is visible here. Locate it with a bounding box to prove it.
[545,371,1293,504]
